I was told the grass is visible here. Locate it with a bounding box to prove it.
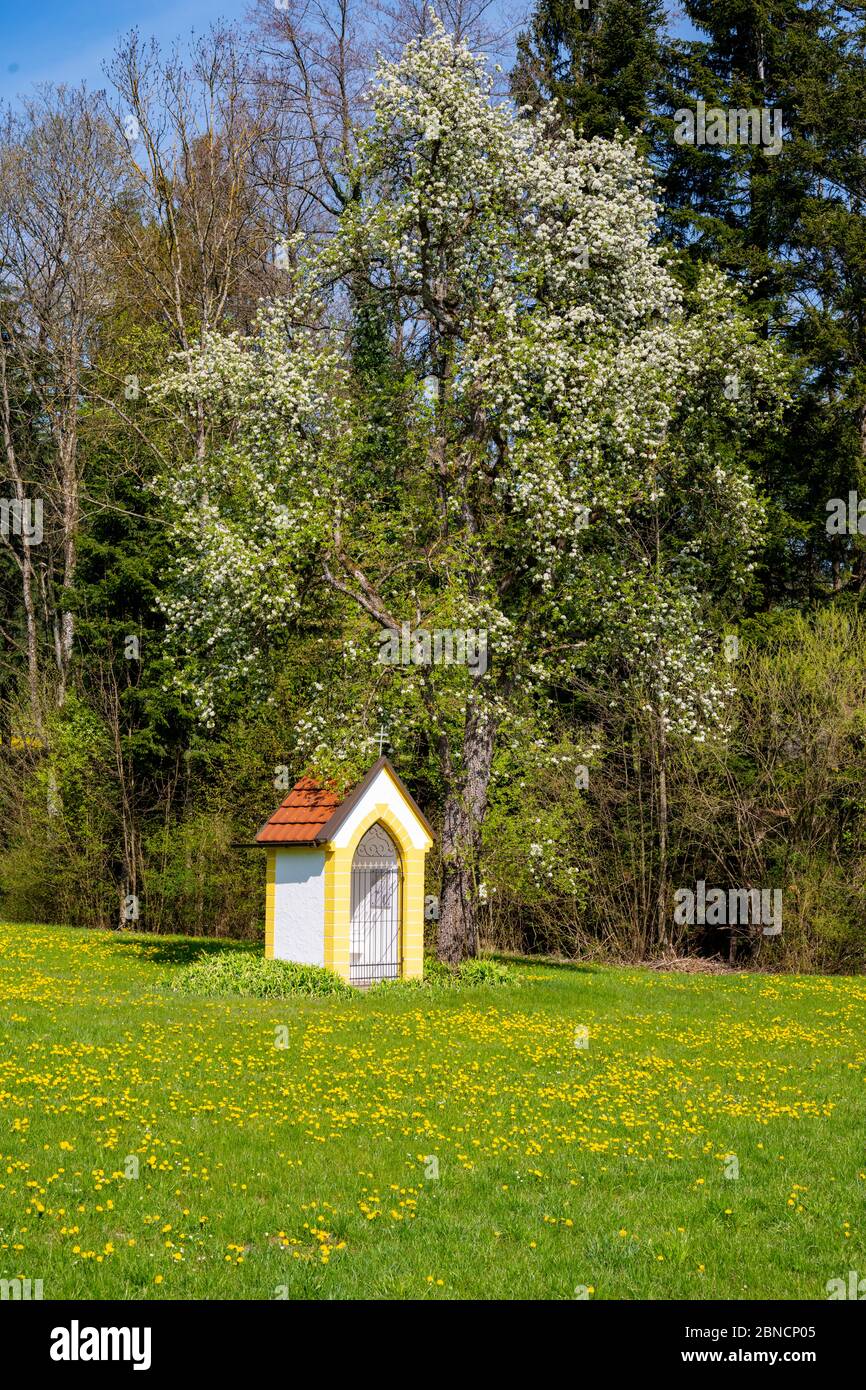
[1,920,864,1300]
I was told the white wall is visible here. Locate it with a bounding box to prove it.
[330,768,430,851]
[273,848,325,965]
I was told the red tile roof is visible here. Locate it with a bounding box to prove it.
[256,775,342,845]
[253,757,435,848]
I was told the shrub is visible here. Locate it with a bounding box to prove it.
[455,957,514,987]
[369,956,518,992]
[170,951,352,999]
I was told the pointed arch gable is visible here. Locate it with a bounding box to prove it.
[324,800,426,983]
[345,801,414,864]
[325,765,433,854]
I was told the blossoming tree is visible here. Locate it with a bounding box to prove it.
[155,24,786,962]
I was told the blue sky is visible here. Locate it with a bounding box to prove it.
[0,2,697,107]
[0,0,252,104]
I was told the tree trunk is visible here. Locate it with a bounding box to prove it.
[656,712,669,951]
[0,352,42,731]
[53,414,79,708]
[436,690,497,964]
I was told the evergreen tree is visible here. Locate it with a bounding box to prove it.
[653,3,866,601]
[512,0,665,139]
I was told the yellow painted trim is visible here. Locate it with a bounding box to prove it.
[401,846,426,980]
[343,802,413,859]
[330,802,428,981]
[324,846,352,981]
[265,849,276,959]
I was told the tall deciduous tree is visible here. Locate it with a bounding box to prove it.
[102,26,281,466]
[0,87,119,721]
[154,25,785,961]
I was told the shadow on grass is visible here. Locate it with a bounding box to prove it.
[113,937,600,975]
[488,950,603,976]
[106,934,261,968]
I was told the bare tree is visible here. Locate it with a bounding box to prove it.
[0,86,119,721]
[251,0,371,226]
[373,0,518,64]
[102,26,287,463]
[250,0,517,232]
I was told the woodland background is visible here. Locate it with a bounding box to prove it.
[2,0,866,971]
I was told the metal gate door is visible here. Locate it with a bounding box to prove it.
[350,823,400,986]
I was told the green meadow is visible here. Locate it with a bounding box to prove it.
[1,921,864,1300]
